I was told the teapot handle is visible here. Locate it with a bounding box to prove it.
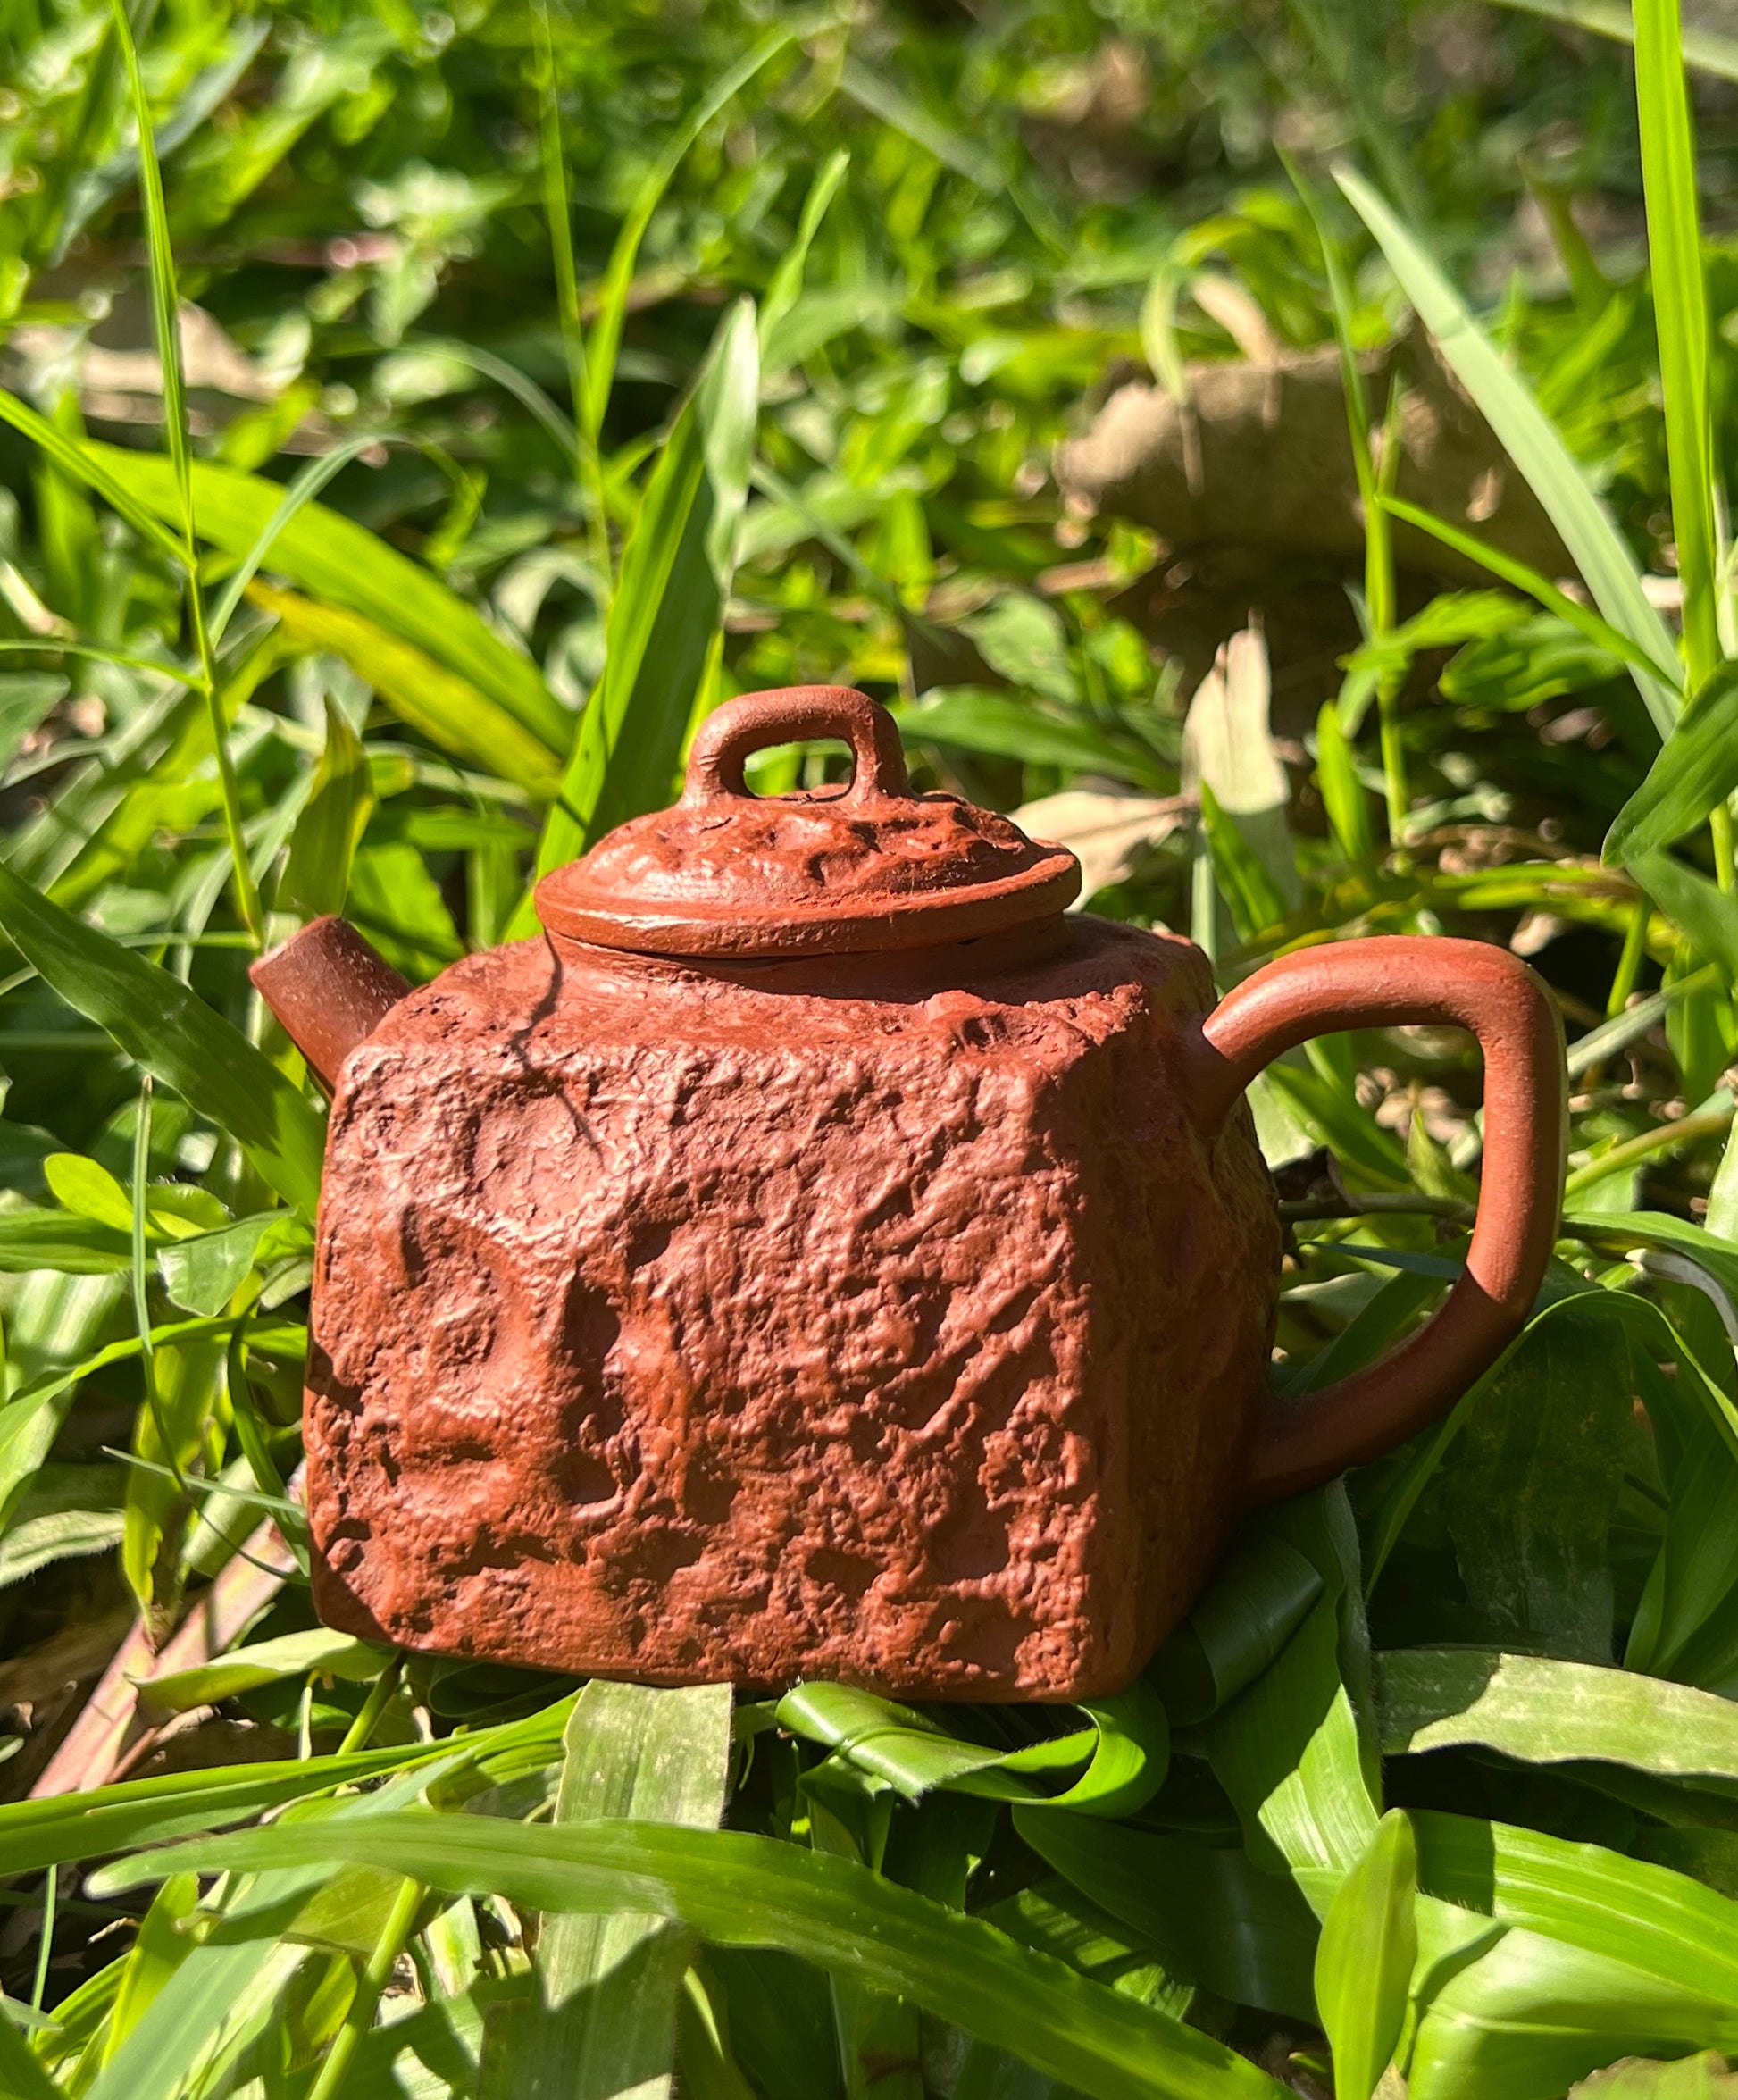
[1182,936,1566,1505]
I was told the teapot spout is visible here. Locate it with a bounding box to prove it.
[250,916,409,1093]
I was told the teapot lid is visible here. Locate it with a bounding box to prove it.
[534,687,1081,959]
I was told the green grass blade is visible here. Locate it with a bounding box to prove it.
[280,696,375,922]
[535,0,610,598]
[581,31,793,454]
[206,437,380,647]
[94,1814,1289,2100]
[107,0,260,947]
[1339,163,1683,734]
[0,864,324,1212]
[0,2001,59,2100]
[1484,0,1738,84]
[1414,1811,1738,2004]
[1630,849,1738,974]
[526,297,758,894]
[1605,659,1738,861]
[1379,1647,1738,1781]
[761,148,851,359]
[91,445,572,756]
[479,1681,732,2100]
[1313,1811,1416,2100]
[1378,494,1683,690]
[0,387,187,569]
[250,583,562,799]
[1634,0,1719,691]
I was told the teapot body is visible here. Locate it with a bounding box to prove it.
[306,913,1281,1701]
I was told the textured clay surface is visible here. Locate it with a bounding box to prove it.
[305,916,1283,1701]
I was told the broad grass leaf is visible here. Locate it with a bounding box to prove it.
[1199,782,1291,942]
[1607,662,1738,862]
[138,1628,390,1714]
[1413,1811,1738,2007]
[0,1310,238,1537]
[478,1680,733,2100]
[0,1465,124,1589]
[1378,1648,1738,1786]
[0,1694,566,1880]
[251,583,562,799]
[526,298,759,900]
[1013,1814,1320,2021]
[708,1948,843,2100]
[0,1208,134,1273]
[979,1877,1194,2017]
[675,1961,762,2100]
[1313,1810,1417,2099]
[896,688,1171,790]
[96,1813,1291,2100]
[280,695,378,919]
[90,444,571,755]
[0,2001,60,2100]
[760,148,852,356]
[1633,0,1721,688]
[1149,1534,1324,1726]
[1405,1895,1738,2100]
[775,1683,1166,1819]
[0,864,324,1212]
[1437,1291,1637,1661]
[1339,168,1681,734]
[1361,1286,1682,1593]
[0,387,187,567]
[581,36,792,451]
[122,1334,222,1620]
[80,1760,464,2100]
[1316,700,1375,864]
[102,1870,201,2067]
[1207,1487,1382,1917]
[157,1214,297,1318]
[1632,850,1738,978]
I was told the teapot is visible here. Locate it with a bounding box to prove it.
[252,687,1564,1702]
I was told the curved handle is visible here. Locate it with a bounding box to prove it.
[1183,936,1566,1505]
[683,686,909,806]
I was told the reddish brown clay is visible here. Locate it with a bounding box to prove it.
[251,687,1566,1702]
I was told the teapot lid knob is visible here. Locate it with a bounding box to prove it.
[534,686,1080,960]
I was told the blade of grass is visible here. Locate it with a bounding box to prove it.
[522,297,758,900]
[96,1814,1290,2100]
[93,445,572,756]
[1484,0,1738,86]
[581,29,796,478]
[0,389,187,570]
[534,0,609,601]
[1339,163,1683,735]
[1313,1811,1416,2100]
[1634,0,1732,889]
[761,147,851,357]
[0,865,324,1212]
[108,0,260,949]
[1378,494,1684,688]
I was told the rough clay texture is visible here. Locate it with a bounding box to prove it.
[305,915,1282,1701]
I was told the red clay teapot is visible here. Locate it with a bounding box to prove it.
[253,687,1565,1702]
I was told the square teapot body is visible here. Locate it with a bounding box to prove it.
[305,914,1282,1702]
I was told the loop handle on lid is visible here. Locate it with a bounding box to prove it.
[683,687,909,805]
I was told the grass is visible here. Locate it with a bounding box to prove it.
[3,0,1738,2093]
